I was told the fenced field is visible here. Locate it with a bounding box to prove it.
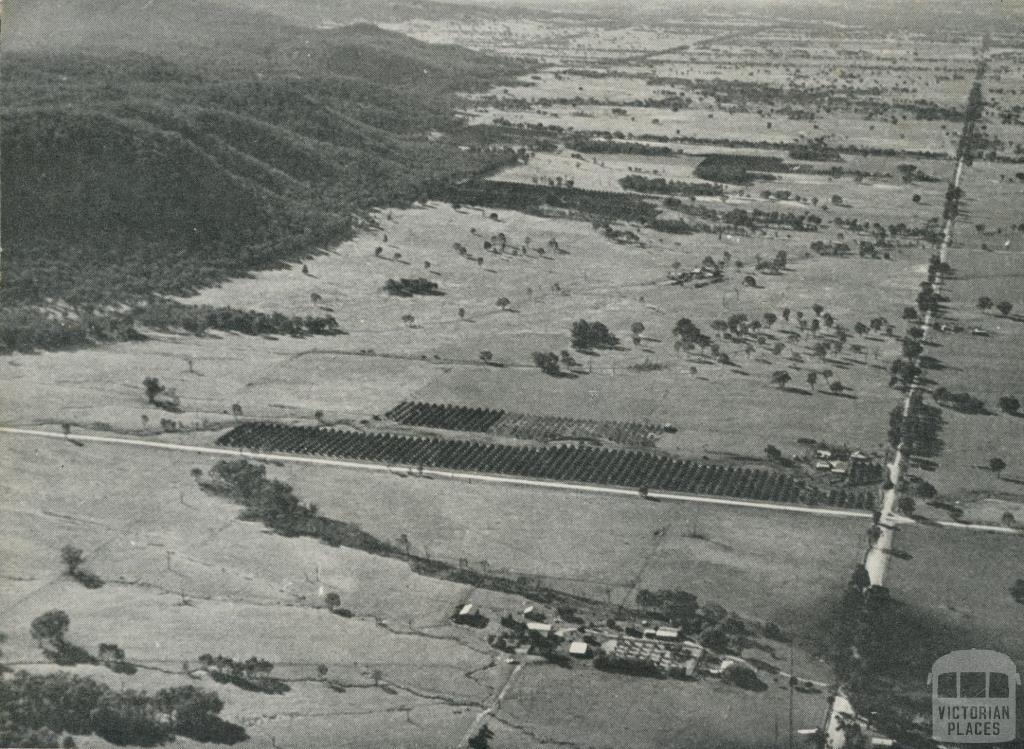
[217,422,875,509]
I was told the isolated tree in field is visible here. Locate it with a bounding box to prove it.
[374,247,383,257]
[479,351,493,364]
[324,592,341,610]
[812,304,824,317]
[572,320,620,350]
[532,352,561,376]
[401,314,415,327]
[1012,580,1024,604]
[897,495,916,516]
[458,307,466,320]
[61,545,85,576]
[902,306,918,321]
[631,321,645,338]
[996,301,1014,317]
[990,457,1007,477]
[854,322,868,335]
[496,297,511,311]
[764,444,782,462]
[806,371,818,391]
[231,403,243,419]
[98,643,127,669]
[771,370,791,389]
[31,610,70,647]
[782,307,791,322]
[673,318,709,351]
[829,380,844,394]
[468,724,494,749]
[998,396,1020,415]
[763,312,777,328]
[977,296,993,311]
[143,377,165,404]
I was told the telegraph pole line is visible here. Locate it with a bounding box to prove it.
[788,644,795,749]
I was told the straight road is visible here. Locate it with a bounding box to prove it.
[0,426,1016,535]
[862,54,987,587]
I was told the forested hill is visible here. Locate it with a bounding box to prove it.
[1,1,526,309]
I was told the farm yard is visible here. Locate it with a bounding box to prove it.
[3,4,1024,749]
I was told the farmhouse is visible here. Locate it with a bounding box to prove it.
[526,621,554,635]
[569,641,591,657]
[655,626,680,641]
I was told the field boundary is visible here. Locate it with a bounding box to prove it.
[3,426,1019,533]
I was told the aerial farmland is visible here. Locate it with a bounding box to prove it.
[2,1,1022,748]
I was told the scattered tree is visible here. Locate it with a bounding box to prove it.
[532,352,561,376]
[998,396,1020,415]
[61,545,85,576]
[30,611,69,648]
[468,724,494,749]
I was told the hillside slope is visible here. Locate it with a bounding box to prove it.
[1,2,525,310]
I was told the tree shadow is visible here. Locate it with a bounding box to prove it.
[177,718,249,745]
[823,390,858,399]
[918,355,947,371]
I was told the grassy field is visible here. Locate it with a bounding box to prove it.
[0,432,522,748]
[0,428,848,748]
